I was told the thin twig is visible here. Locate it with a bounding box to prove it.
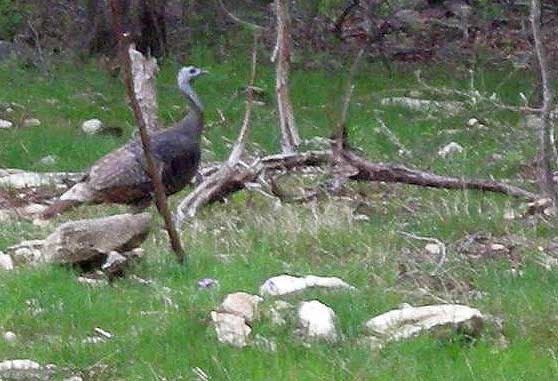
[398,231,447,275]
[218,0,266,32]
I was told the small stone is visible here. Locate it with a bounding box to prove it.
[210,311,251,347]
[466,118,479,127]
[0,119,13,129]
[438,142,464,158]
[81,119,104,135]
[38,155,57,166]
[6,240,45,265]
[0,253,14,270]
[265,300,293,326]
[503,209,515,221]
[21,203,47,215]
[296,300,338,342]
[424,243,442,255]
[3,331,16,343]
[23,118,41,128]
[219,292,263,323]
[64,377,84,381]
[5,107,14,113]
[490,244,507,252]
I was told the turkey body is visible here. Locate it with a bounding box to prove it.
[84,114,202,206]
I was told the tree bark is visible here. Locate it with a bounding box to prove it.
[274,0,300,153]
[530,0,557,204]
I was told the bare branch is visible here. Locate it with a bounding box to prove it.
[129,48,160,131]
[218,0,266,32]
[274,0,300,153]
[110,0,185,264]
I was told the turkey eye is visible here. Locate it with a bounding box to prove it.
[189,68,196,74]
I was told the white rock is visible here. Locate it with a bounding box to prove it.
[21,203,47,215]
[81,119,104,135]
[38,155,57,166]
[23,118,41,127]
[259,274,355,297]
[490,244,507,252]
[210,311,251,347]
[466,118,479,127]
[424,243,442,255]
[219,292,263,323]
[296,300,338,342]
[0,253,14,270]
[0,119,13,129]
[5,240,45,265]
[64,377,84,381]
[364,304,484,342]
[3,331,16,343]
[438,142,464,158]
[0,359,54,380]
[6,107,14,113]
[0,171,83,189]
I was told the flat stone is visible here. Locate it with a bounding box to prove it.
[0,171,83,189]
[364,304,484,342]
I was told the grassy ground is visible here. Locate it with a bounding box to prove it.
[1,47,557,380]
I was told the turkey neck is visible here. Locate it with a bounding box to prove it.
[180,81,204,139]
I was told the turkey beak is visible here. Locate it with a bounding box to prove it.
[200,69,209,75]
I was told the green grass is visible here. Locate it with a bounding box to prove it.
[1,47,556,380]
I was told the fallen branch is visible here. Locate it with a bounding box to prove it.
[339,149,538,200]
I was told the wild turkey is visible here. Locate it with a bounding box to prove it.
[43,65,208,218]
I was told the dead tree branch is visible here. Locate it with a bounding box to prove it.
[340,150,537,200]
[273,0,300,153]
[129,48,160,131]
[110,0,185,263]
[531,0,557,203]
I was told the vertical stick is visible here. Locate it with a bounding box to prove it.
[109,0,185,263]
[273,0,299,153]
[530,0,557,203]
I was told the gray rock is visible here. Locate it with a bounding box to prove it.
[42,213,151,264]
[219,292,263,323]
[364,304,484,342]
[6,240,45,265]
[296,300,338,342]
[0,119,13,129]
[81,119,104,135]
[210,311,251,347]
